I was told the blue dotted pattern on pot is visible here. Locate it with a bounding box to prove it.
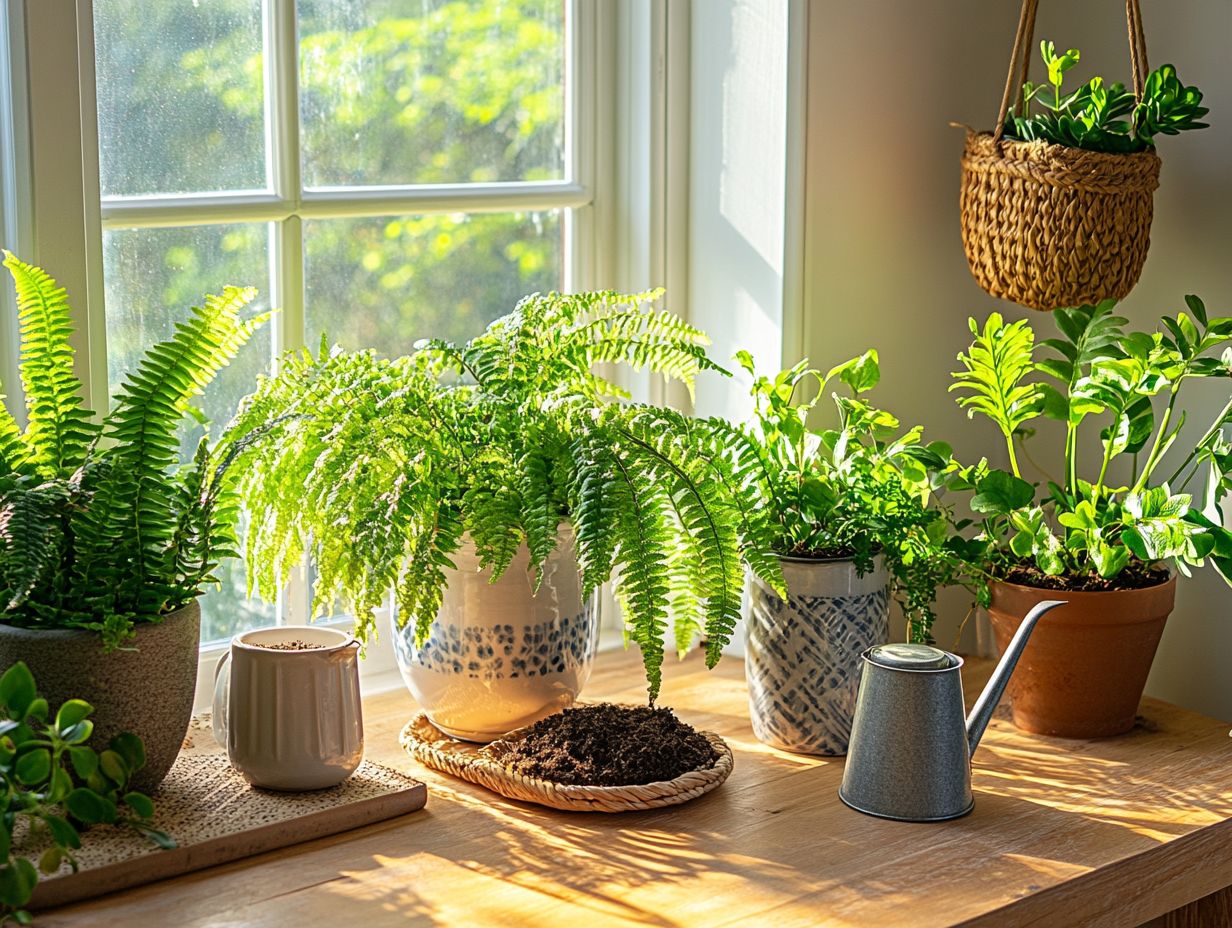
[746,586,890,756]
[396,607,596,679]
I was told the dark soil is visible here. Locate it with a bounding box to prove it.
[253,639,321,650]
[1001,562,1171,593]
[500,705,718,787]
[783,544,858,561]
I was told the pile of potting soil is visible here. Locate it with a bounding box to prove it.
[500,704,717,787]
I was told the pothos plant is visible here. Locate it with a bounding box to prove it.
[950,298,1232,593]
[223,290,784,701]
[0,253,270,649]
[1004,41,1208,153]
[711,350,974,642]
[0,662,171,925]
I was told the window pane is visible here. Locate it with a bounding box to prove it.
[103,224,276,643]
[298,0,566,187]
[304,210,561,355]
[94,0,266,197]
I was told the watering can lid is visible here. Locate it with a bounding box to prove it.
[866,643,958,670]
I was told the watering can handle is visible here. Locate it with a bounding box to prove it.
[965,599,1068,757]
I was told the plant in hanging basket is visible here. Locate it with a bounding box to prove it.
[949,297,1232,736]
[959,0,1211,311]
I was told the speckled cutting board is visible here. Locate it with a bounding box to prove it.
[25,715,427,910]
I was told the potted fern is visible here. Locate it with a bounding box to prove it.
[224,290,781,741]
[951,299,1232,737]
[713,351,971,756]
[0,253,269,787]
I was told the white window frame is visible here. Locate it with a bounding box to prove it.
[2,0,657,702]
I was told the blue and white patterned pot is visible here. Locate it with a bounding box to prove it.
[393,528,598,742]
[744,555,890,756]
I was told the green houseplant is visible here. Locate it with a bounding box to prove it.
[0,662,170,925]
[224,290,782,738]
[711,350,972,755]
[950,298,1232,737]
[957,1,1212,311]
[0,253,269,786]
[1004,42,1208,153]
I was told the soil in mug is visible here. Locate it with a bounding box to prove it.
[251,640,324,651]
[501,705,718,786]
[1002,562,1170,592]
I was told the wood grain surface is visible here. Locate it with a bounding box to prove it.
[37,648,1232,928]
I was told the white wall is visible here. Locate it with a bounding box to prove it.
[684,0,1232,720]
[798,0,1232,720]
[688,0,793,423]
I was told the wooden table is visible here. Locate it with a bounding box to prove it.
[41,649,1232,928]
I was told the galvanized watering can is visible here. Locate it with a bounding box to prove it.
[839,599,1067,822]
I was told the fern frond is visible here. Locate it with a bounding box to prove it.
[0,478,69,611]
[0,396,29,476]
[605,447,671,701]
[3,252,97,475]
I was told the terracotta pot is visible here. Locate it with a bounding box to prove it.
[0,601,201,791]
[987,576,1176,738]
[744,555,890,755]
[393,527,598,742]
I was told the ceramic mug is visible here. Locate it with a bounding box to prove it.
[212,626,363,790]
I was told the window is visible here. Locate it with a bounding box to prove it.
[85,0,598,645]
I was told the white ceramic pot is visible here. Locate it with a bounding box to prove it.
[213,625,364,790]
[394,528,598,742]
[744,555,890,756]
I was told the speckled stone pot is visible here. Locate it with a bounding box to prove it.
[393,528,598,743]
[744,555,890,756]
[0,602,200,791]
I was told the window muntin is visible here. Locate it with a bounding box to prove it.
[92,0,580,644]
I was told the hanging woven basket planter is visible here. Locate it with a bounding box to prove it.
[959,0,1162,311]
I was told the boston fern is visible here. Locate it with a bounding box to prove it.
[1004,41,1208,153]
[709,350,972,642]
[223,290,783,700]
[0,253,269,649]
[951,299,1232,590]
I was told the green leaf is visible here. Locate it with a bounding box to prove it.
[14,748,51,786]
[60,720,94,745]
[0,663,37,718]
[971,470,1036,514]
[98,749,129,785]
[55,699,92,733]
[65,788,116,825]
[38,847,63,875]
[107,732,146,774]
[826,350,880,394]
[123,791,155,820]
[40,814,80,850]
[951,314,1044,442]
[68,745,98,779]
[0,858,38,908]
[1184,294,1208,326]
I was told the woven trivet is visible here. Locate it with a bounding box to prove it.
[399,711,732,812]
[25,716,426,910]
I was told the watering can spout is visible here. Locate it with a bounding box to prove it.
[965,599,1068,757]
